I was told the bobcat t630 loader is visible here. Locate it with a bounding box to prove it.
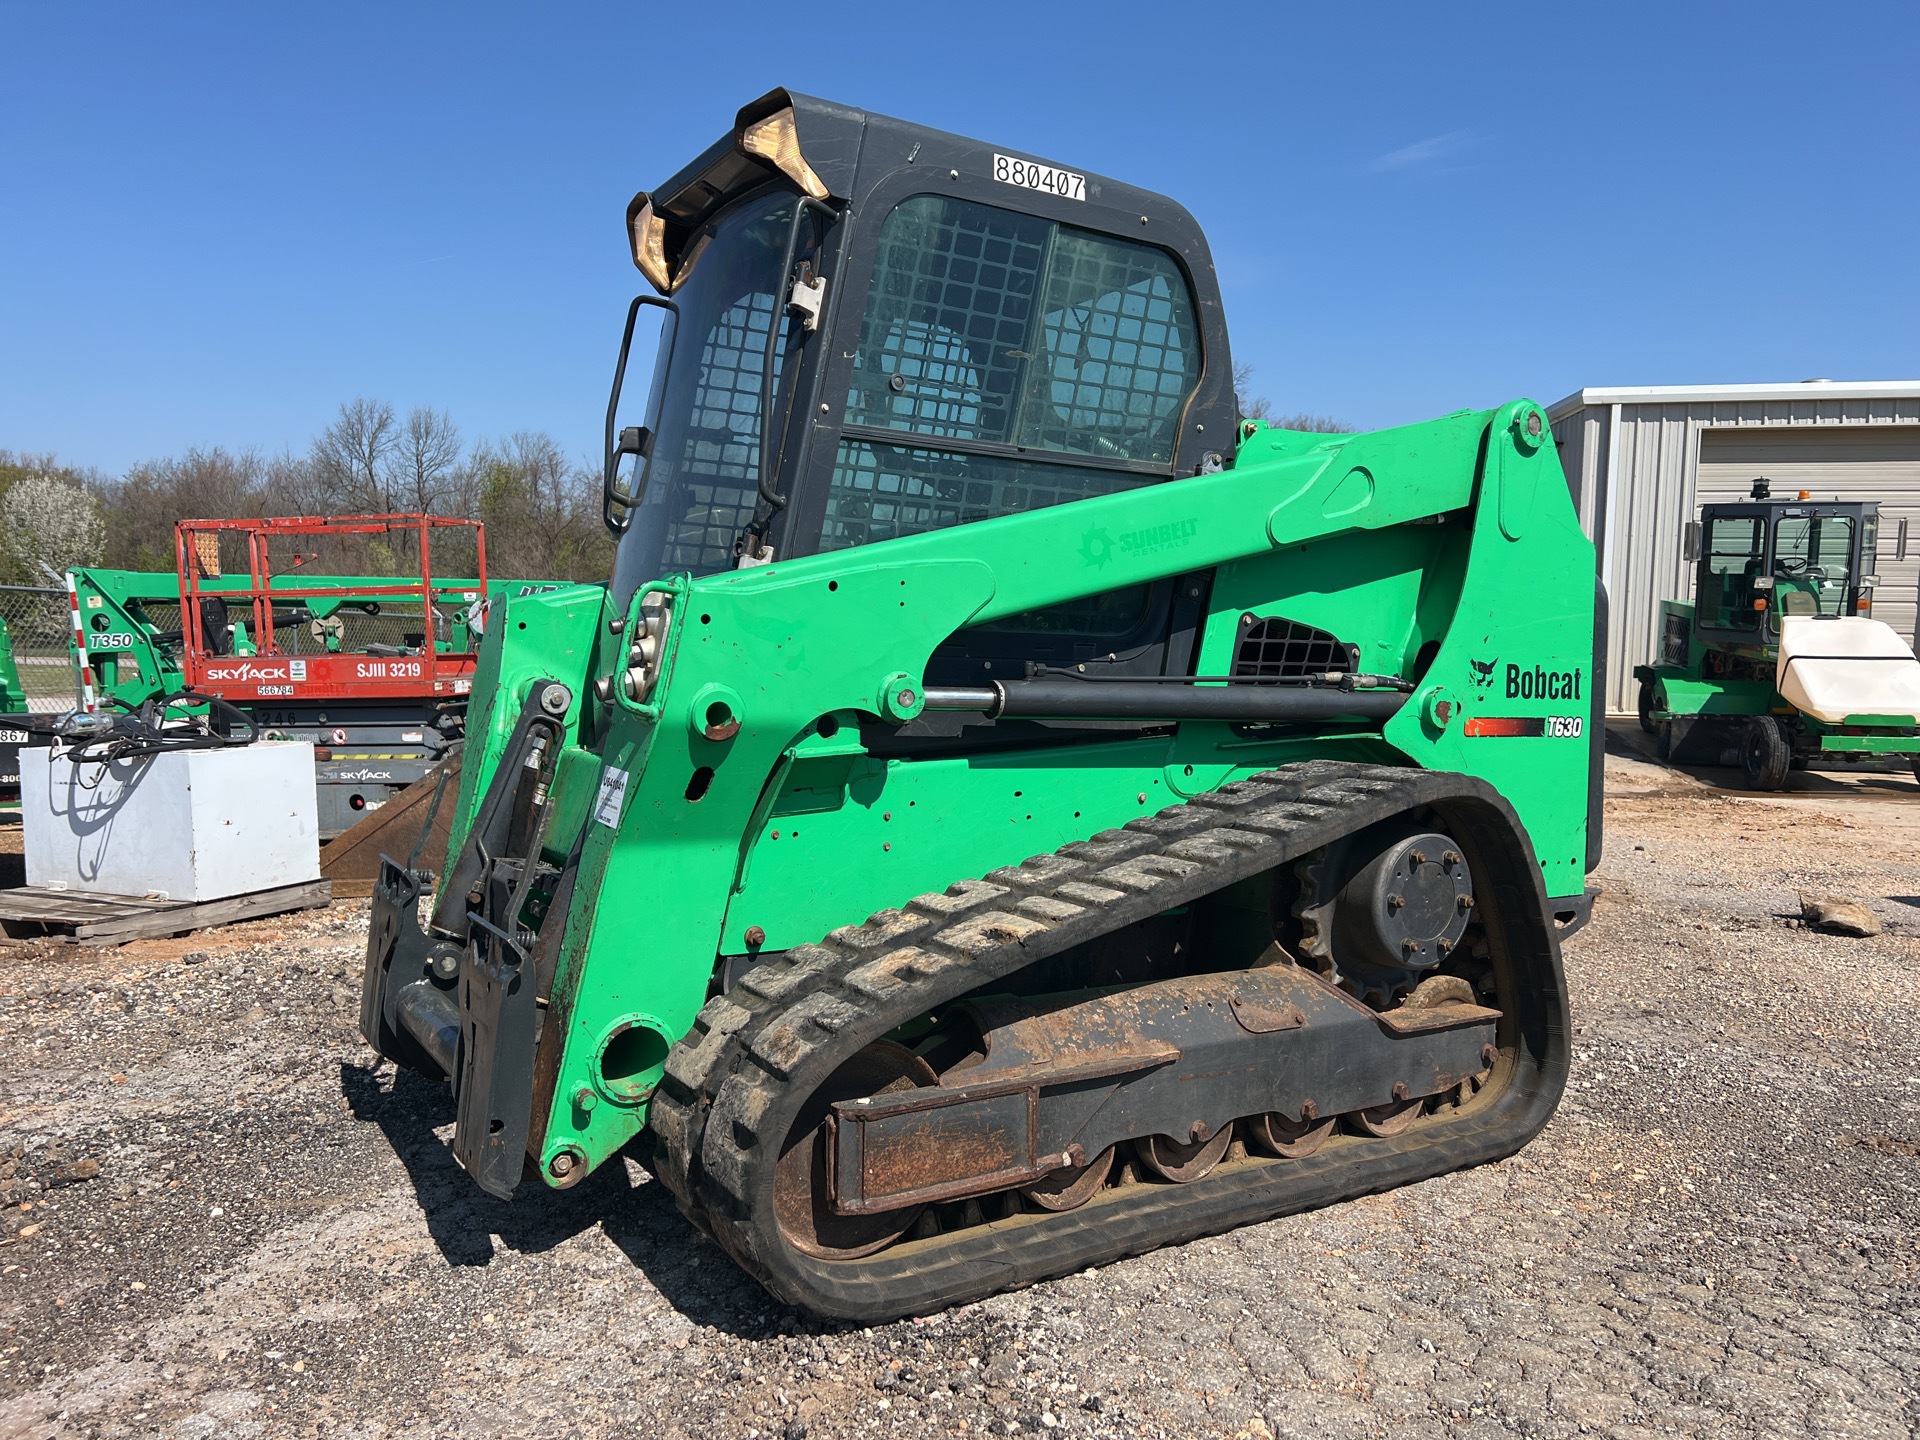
[361,90,1604,1321]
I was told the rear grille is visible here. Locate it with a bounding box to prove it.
[1232,617,1358,681]
[1660,612,1691,668]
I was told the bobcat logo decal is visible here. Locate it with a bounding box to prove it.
[1468,656,1498,690]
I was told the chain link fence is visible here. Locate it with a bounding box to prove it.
[0,585,77,713]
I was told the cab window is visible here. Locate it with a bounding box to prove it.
[1771,514,1854,618]
[823,194,1202,552]
[1699,515,1763,630]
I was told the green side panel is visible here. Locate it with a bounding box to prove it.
[1377,405,1595,900]
[1818,733,1920,753]
[539,746,605,868]
[718,730,1392,956]
[1644,672,1777,718]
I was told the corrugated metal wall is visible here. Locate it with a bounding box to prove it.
[1551,408,1607,535]
[1548,393,1920,713]
[1697,426,1920,648]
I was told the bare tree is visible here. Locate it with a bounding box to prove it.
[470,431,613,581]
[1232,364,1354,434]
[310,398,399,512]
[391,407,465,515]
[40,401,609,586]
[1267,413,1357,434]
[0,449,104,493]
[94,447,271,570]
[264,449,319,514]
[1232,361,1273,422]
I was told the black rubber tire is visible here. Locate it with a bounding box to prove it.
[1740,716,1792,791]
[1911,757,1920,789]
[1637,678,1658,734]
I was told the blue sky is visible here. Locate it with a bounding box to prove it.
[3,2,1916,476]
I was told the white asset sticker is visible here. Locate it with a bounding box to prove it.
[992,154,1085,201]
[593,766,630,828]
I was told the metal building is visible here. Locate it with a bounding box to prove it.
[1546,380,1920,713]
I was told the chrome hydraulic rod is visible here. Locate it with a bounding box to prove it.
[921,680,1405,724]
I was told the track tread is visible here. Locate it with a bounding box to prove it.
[644,759,1569,1320]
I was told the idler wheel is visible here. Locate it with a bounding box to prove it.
[1138,1122,1234,1183]
[1019,1146,1115,1212]
[1247,1109,1336,1159]
[773,1041,938,1260]
[1352,1094,1423,1138]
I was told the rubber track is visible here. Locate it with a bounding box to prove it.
[647,760,1570,1322]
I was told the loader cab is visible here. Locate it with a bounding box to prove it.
[602,89,1238,707]
[1689,479,1879,648]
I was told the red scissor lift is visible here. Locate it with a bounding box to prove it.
[177,514,488,702]
[173,514,490,845]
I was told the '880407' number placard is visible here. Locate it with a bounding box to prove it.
[991,154,1085,201]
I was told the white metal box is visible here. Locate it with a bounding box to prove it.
[20,741,321,902]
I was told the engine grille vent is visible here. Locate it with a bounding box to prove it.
[1660,611,1691,668]
[1232,616,1359,682]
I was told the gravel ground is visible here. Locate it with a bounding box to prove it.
[2,732,1917,1440]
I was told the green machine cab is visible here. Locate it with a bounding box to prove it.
[1635,478,1920,789]
[360,89,1604,1321]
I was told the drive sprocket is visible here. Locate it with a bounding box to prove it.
[1292,820,1476,1007]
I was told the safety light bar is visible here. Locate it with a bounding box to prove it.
[629,199,673,293]
[739,106,830,200]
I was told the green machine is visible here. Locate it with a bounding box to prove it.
[69,560,564,838]
[1635,478,1920,790]
[361,90,1603,1321]
[71,567,503,698]
[0,615,28,801]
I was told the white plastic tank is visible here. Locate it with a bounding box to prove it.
[1775,616,1920,724]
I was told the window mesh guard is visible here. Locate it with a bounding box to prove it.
[841,196,1199,466]
[822,441,1145,551]
[653,291,782,573]
[1231,617,1359,682]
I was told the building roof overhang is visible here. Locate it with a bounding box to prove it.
[1547,380,1920,420]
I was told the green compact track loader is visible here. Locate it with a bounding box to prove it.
[1635,479,1920,790]
[361,90,1603,1321]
